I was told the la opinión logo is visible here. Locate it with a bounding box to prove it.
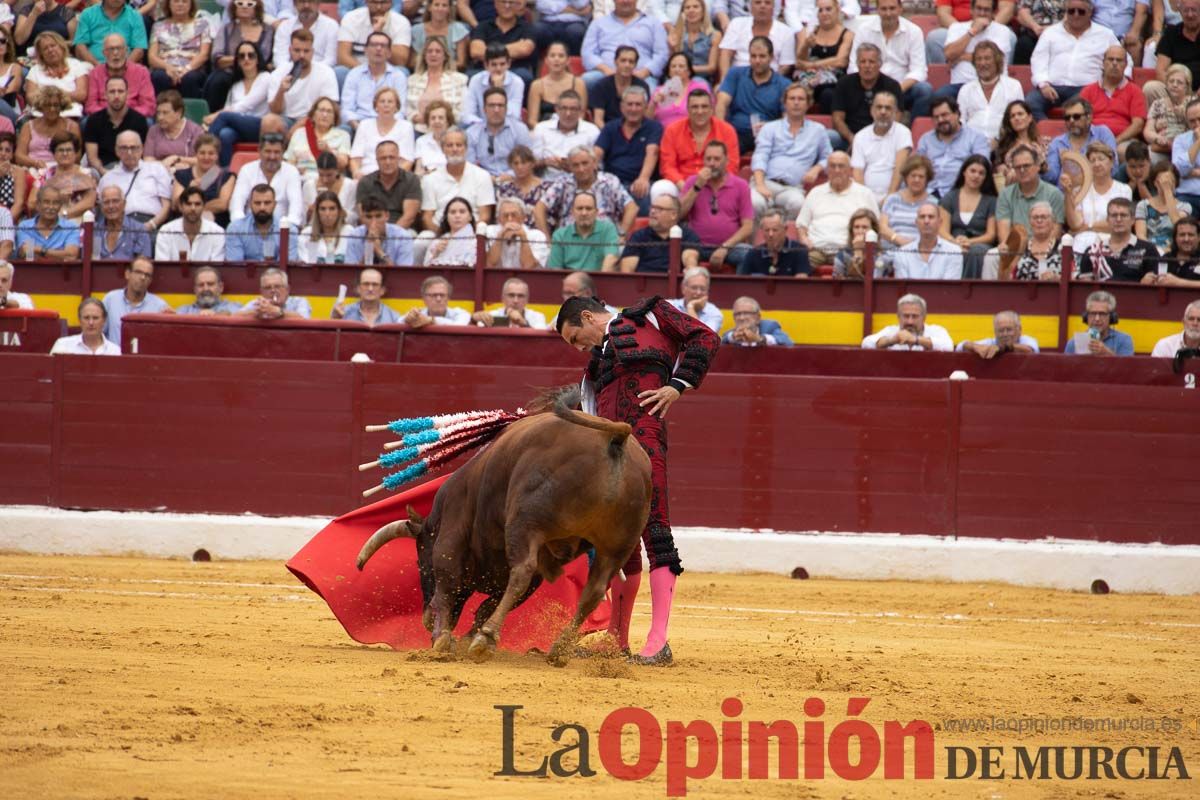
[495,697,935,796]
[495,700,1193,795]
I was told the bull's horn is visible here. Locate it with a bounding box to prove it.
[358,460,380,472]
[356,520,410,570]
[364,424,391,432]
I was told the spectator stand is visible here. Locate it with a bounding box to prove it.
[7,217,1195,355]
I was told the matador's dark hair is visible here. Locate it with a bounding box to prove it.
[555,296,607,333]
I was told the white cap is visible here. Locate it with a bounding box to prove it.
[350,352,373,363]
[949,370,969,381]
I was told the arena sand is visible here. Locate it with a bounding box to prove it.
[1,554,1197,799]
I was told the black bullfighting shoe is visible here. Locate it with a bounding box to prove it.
[629,642,673,666]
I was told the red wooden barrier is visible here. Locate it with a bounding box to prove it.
[52,355,358,516]
[956,379,1199,544]
[0,354,54,506]
[119,316,1200,389]
[0,310,64,353]
[5,354,1199,545]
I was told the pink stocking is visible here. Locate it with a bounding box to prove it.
[639,567,676,657]
[608,571,641,650]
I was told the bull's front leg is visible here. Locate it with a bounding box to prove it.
[429,577,460,655]
[547,550,624,667]
[467,532,542,663]
[467,576,542,637]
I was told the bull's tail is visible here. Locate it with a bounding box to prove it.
[553,387,631,457]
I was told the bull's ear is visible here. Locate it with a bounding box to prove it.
[406,504,425,526]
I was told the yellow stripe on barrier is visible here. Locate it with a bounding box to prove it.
[27,293,1183,354]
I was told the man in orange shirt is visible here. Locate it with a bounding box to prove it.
[651,89,740,201]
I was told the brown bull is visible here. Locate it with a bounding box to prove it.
[356,394,652,666]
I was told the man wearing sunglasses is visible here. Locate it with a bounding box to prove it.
[1025,0,1122,120]
[1044,96,1119,185]
[678,140,753,273]
[465,86,531,178]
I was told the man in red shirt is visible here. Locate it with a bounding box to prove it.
[652,89,740,200]
[1080,44,1147,157]
[84,34,156,118]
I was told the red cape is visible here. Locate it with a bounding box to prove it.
[286,474,609,651]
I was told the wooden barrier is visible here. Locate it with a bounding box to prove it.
[120,315,1200,389]
[0,310,65,353]
[4,352,1198,545]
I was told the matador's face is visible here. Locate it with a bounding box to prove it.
[560,311,610,352]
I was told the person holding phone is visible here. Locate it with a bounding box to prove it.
[721,296,793,346]
[238,267,312,320]
[267,29,339,129]
[469,276,547,328]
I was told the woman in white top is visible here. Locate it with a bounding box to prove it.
[204,41,272,166]
[51,298,120,356]
[424,196,477,266]
[350,87,416,178]
[405,36,466,133]
[24,31,89,118]
[413,99,453,175]
[1063,142,1131,254]
[298,190,354,263]
[285,96,351,178]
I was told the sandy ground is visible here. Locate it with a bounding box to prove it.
[0,554,1197,800]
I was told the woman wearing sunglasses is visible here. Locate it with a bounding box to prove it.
[204,0,272,112]
[205,41,271,165]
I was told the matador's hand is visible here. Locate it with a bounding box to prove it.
[638,386,681,418]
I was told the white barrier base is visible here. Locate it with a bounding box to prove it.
[1,505,1197,595]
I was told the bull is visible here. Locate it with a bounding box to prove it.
[355,391,652,667]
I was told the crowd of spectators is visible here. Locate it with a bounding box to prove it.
[0,0,1193,359]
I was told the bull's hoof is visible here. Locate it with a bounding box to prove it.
[547,640,576,668]
[467,632,497,663]
[573,631,624,659]
[431,631,454,654]
[629,642,673,667]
